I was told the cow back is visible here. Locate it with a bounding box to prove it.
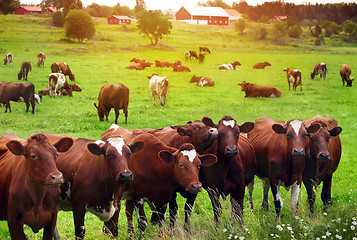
[99,83,129,109]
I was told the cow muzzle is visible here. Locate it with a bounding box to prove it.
[317,152,330,161]
[116,172,133,183]
[188,182,202,194]
[207,128,218,140]
[226,146,238,157]
[292,148,305,157]
[46,172,64,187]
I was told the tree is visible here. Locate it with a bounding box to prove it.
[65,9,95,42]
[199,0,230,9]
[287,25,303,38]
[137,10,172,45]
[52,11,65,27]
[271,21,288,40]
[0,0,20,14]
[41,0,83,15]
[235,18,247,34]
[135,0,146,16]
[253,24,268,40]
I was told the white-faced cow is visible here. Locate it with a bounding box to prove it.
[3,53,13,67]
[311,62,327,80]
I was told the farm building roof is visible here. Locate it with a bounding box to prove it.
[182,6,229,17]
[109,15,132,20]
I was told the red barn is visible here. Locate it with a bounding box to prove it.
[107,15,132,25]
[14,6,56,15]
[175,6,229,26]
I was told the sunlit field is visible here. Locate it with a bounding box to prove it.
[0,14,356,239]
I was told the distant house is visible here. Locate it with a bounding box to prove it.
[107,15,132,25]
[274,16,287,22]
[14,6,56,15]
[175,6,229,26]
[224,9,242,22]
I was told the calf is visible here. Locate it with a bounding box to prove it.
[253,62,271,69]
[37,52,46,67]
[284,68,302,91]
[0,133,73,240]
[94,83,129,124]
[148,74,169,106]
[311,62,327,80]
[219,60,241,70]
[3,53,13,67]
[62,83,82,96]
[173,65,191,72]
[17,61,32,81]
[199,47,211,54]
[198,53,205,64]
[339,64,354,87]
[0,81,36,114]
[190,75,215,87]
[51,62,75,81]
[238,81,281,98]
[48,73,69,97]
[155,60,172,67]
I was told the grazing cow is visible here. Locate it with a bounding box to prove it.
[172,60,182,67]
[148,74,169,106]
[238,81,281,98]
[37,52,46,67]
[42,133,143,240]
[284,68,302,91]
[51,62,75,81]
[190,75,215,87]
[199,47,211,54]
[303,115,342,214]
[173,65,191,72]
[3,53,13,67]
[94,83,129,124]
[198,53,205,64]
[49,73,70,97]
[0,133,73,240]
[184,51,190,60]
[219,60,241,70]
[17,61,32,81]
[339,64,354,87]
[247,115,320,217]
[0,81,36,114]
[188,50,198,59]
[310,62,327,80]
[155,60,172,67]
[253,62,271,69]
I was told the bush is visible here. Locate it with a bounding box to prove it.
[65,9,95,42]
[235,18,247,35]
[287,25,302,38]
[253,24,268,40]
[271,21,287,40]
[324,26,333,38]
[52,11,65,28]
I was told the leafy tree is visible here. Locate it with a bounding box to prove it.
[65,9,95,42]
[137,10,172,45]
[271,21,287,40]
[253,24,268,40]
[199,0,230,9]
[259,15,270,24]
[343,20,357,35]
[52,11,65,27]
[287,25,302,38]
[235,18,247,34]
[41,0,83,15]
[0,0,20,14]
[135,0,146,16]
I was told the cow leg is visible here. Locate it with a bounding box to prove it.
[53,223,62,240]
[270,182,283,218]
[31,98,35,114]
[183,193,197,233]
[103,208,119,237]
[300,84,302,92]
[124,107,128,124]
[288,82,291,90]
[261,178,270,211]
[114,108,119,124]
[207,188,222,225]
[134,200,148,240]
[230,186,244,222]
[125,200,136,239]
[42,213,58,240]
[247,179,255,210]
[163,95,166,106]
[7,214,27,240]
[152,94,156,106]
[25,99,30,112]
[303,178,316,214]
[290,181,301,215]
[321,176,333,208]
[168,191,178,231]
[73,207,86,239]
[5,101,11,113]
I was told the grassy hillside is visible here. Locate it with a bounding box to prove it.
[0,14,356,239]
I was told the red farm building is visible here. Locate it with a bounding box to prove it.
[107,15,132,25]
[14,6,56,15]
[175,6,229,26]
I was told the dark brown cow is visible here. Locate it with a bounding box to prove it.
[303,115,342,213]
[94,83,129,124]
[0,133,73,240]
[188,50,198,59]
[43,133,143,240]
[284,68,302,91]
[155,60,172,67]
[0,81,36,114]
[339,64,354,87]
[238,81,281,98]
[51,62,75,81]
[173,65,191,72]
[247,116,320,217]
[17,61,32,81]
[199,47,211,54]
[310,62,327,80]
[190,75,215,87]
[253,62,271,69]
[37,52,46,67]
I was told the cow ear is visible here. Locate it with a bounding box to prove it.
[158,150,174,163]
[272,124,286,134]
[87,143,104,156]
[199,154,217,167]
[329,127,342,137]
[307,123,320,134]
[54,137,73,152]
[239,122,254,133]
[94,103,98,109]
[202,117,215,127]
[129,141,144,153]
[177,126,192,136]
[6,141,25,156]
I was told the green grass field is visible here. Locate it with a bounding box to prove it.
[0,14,356,239]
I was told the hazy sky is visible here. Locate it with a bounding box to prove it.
[21,0,357,12]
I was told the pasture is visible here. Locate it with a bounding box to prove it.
[0,14,356,239]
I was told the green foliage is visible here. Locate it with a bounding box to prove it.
[137,10,172,45]
[65,9,95,42]
[134,0,146,16]
[0,0,20,14]
[311,24,322,37]
[87,3,112,18]
[259,15,270,24]
[235,18,247,35]
[343,20,357,35]
[41,0,83,15]
[253,24,268,40]
[288,24,303,38]
[271,21,287,40]
[51,11,65,27]
[200,0,230,9]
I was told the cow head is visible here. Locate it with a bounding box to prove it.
[238,81,249,91]
[346,78,354,87]
[69,74,75,81]
[310,72,316,79]
[70,83,82,92]
[265,62,271,66]
[87,137,144,184]
[176,120,218,154]
[190,75,199,83]
[202,116,254,157]
[159,143,216,194]
[94,103,104,121]
[17,71,23,80]
[6,133,73,187]
[232,60,241,68]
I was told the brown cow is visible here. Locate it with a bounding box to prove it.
[253,62,271,69]
[3,53,13,67]
[37,52,46,67]
[173,65,191,72]
[238,81,281,98]
[43,133,143,240]
[219,60,241,70]
[188,50,198,59]
[310,62,327,80]
[155,60,172,67]
[339,64,354,87]
[190,75,215,87]
[303,115,342,214]
[61,83,82,96]
[125,62,146,70]
[17,61,32,81]
[199,47,211,54]
[0,81,36,114]
[284,68,302,91]
[51,62,75,81]
[247,115,320,217]
[0,133,73,240]
[172,60,182,67]
[198,53,205,64]
[94,83,129,124]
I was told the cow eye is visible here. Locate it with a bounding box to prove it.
[303,133,309,139]
[179,163,183,168]
[286,134,292,138]
[105,154,113,158]
[31,154,36,159]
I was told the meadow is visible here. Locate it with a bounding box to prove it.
[0,14,356,239]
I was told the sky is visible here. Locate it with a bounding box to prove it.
[20,0,357,12]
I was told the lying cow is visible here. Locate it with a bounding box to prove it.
[94,83,129,124]
[219,60,241,70]
[155,60,172,67]
[51,62,75,81]
[125,62,146,70]
[49,73,70,97]
[173,65,191,72]
[17,61,32,81]
[37,52,46,67]
[172,60,182,67]
[190,75,215,87]
[238,81,281,98]
[3,53,13,67]
[284,68,302,91]
[148,74,169,106]
[339,64,354,87]
[253,62,271,69]
[311,62,327,80]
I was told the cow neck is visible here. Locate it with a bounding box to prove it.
[25,176,47,218]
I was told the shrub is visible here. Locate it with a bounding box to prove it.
[253,24,268,40]
[287,25,302,38]
[271,21,287,40]
[52,11,65,28]
[324,26,333,38]
[235,18,247,35]
[65,9,95,42]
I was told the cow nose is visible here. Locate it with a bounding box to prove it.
[118,172,133,183]
[48,173,64,187]
[226,146,238,156]
[190,183,202,193]
[318,153,330,160]
[208,128,218,139]
[293,149,305,156]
